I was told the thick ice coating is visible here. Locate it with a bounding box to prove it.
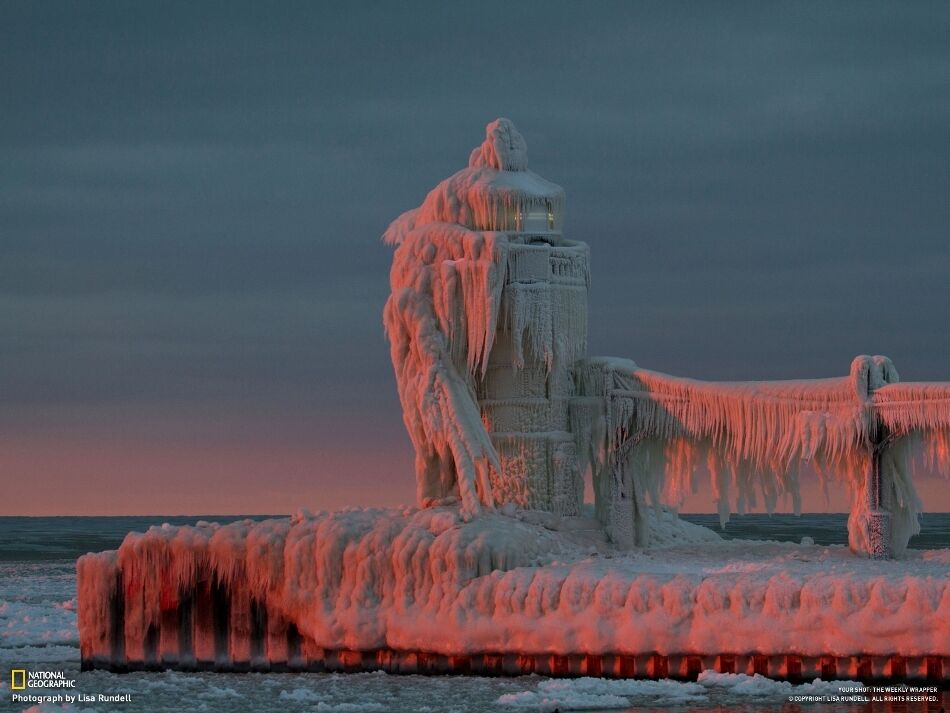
[383,119,580,518]
[384,225,506,516]
[571,355,943,556]
[76,510,949,671]
[383,119,564,246]
[469,117,529,171]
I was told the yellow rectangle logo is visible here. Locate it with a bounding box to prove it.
[11,669,26,690]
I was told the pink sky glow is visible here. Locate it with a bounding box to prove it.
[4,435,947,516]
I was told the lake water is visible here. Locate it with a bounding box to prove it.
[1,514,947,713]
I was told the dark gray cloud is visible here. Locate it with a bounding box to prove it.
[2,0,949,457]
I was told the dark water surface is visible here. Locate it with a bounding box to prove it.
[0,513,948,561]
[682,512,950,549]
[0,515,280,561]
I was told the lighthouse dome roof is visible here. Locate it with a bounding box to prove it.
[383,119,564,245]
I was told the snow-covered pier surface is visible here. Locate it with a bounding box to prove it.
[77,509,949,679]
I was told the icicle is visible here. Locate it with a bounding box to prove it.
[506,282,553,370]
[572,356,948,552]
[874,382,950,476]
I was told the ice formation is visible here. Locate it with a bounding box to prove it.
[382,118,949,558]
[77,119,950,678]
[77,511,948,676]
[383,118,587,520]
[570,355,950,557]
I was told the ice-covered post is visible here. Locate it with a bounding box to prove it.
[851,355,899,559]
[865,432,891,560]
[606,389,636,548]
[570,357,644,548]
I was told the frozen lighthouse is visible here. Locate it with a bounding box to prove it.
[384,118,590,518]
[76,119,950,681]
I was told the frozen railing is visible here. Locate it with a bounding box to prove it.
[572,355,950,558]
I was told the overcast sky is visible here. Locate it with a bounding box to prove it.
[2,1,949,514]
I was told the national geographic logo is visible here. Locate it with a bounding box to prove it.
[8,669,76,689]
[8,668,133,706]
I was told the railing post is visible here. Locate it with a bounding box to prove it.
[609,442,635,549]
[606,381,636,549]
[850,354,898,560]
[866,438,891,560]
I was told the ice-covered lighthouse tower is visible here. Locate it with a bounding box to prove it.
[384,118,590,517]
[473,167,590,515]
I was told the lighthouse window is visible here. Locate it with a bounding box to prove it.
[496,201,558,233]
[522,207,550,233]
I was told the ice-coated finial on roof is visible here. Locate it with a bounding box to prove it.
[468,118,528,171]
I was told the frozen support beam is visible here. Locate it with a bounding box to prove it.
[865,437,892,560]
[606,425,646,549]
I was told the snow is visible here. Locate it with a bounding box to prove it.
[876,382,950,476]
[280,688,326,702]
[384,224,506,517]
[0,598,78,648]
[468,118,529,171]
[696,670,864,697]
